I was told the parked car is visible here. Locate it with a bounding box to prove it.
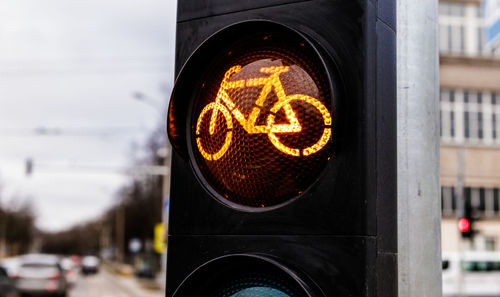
[60,257,78,287]
[68,255,81,267]
[81,256,99,275]
[13,254,68,297]
[0,257,21,278]
[0,266,18,297]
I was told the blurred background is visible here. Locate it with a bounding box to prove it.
[436,1,500,296]
[1,0,500,297]
[0,0,174,296]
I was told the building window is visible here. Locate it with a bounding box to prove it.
[460,25,465,52]
[495,189,500,213]
[441,186,500,218]
[439,2,465,17]
[464,111,470,138]
[486,189,495,217]
[465,187,472,209]
[478,27,485,53]
[478,111,483,139]
[493,93,498,141]
[440,110,443,137]
[442,186,455,216]
[464,91,470,140]
[439,1,493,56]
[451,111,455,137]
[463,91,483,141]
[440,25,448,52]
[479,188,486,211]
[440,89,461,141]
[440,89,500,144]
[486,238,496,251]
[493,113,497,140]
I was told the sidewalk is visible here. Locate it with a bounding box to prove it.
[103,263,163,297]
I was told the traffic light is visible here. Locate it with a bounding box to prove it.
[459,201,475,239]
[166,1,396,296]
[25,158,33,177]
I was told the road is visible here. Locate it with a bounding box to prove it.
[69,269,163,297]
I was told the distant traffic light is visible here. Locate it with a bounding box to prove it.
[166,1,396,296]
[25,158,33,177]
[458,218,470,233]
[459,202,475,239]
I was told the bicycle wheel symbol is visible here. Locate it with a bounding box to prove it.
[196,102,234,161]
[267,94,331,157]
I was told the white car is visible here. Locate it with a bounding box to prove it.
[14,254,68,297]
[81,256,100,275]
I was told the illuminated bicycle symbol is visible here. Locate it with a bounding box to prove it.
[195,65,332,161]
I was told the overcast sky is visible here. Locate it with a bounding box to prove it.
[0,0,176,231]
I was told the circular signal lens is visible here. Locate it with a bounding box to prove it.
[171,255,315,297]
[458,218,470,233]
[191,31,334,209]
[212,274,301,297]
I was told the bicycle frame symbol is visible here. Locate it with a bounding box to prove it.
[195,65,332,161]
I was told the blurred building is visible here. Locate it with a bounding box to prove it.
[439,0,500,252]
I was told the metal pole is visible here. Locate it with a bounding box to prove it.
[162,0,177,289]
[116,204,125,263]
[0,207,6,258]
[397,0,442,296]
[161,145,171,291]
[456,146,465,297]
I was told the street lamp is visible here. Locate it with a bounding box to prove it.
[132,90,170,291]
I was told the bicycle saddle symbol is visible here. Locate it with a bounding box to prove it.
[195,65,332,161]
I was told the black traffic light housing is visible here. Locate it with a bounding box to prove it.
[166,1,396,296]
[460,201,475,239]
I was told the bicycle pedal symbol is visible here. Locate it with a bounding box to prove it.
[195,65,332,161]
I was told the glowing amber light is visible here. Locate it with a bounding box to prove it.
[191,35,334,208]
[195,66,332,158]
[196,102,233,161]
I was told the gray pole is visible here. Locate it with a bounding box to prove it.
[161,145,171,291]
[397,0,442,297]
[455,146,465,297]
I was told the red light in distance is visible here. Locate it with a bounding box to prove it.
[458,218,470,233]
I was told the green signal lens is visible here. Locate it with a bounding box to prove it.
[214,275,299,297]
